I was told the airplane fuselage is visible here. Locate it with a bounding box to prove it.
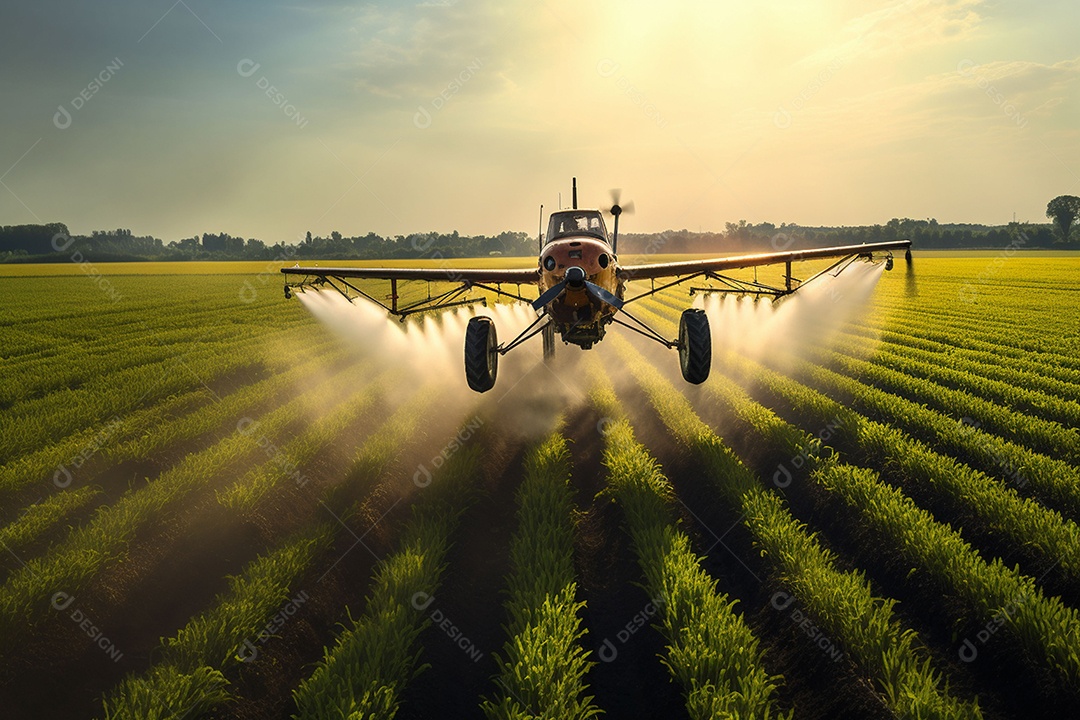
[537,234,624,349]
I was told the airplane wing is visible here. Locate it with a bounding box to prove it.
[280,265,537,284]
[618,240,911,281]
[280,263,538,318]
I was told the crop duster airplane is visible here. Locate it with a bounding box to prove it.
[282,180,911,393]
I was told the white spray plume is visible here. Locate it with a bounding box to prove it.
[296,290,587,441]
[703,259,885,370]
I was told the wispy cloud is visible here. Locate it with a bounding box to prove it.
[797,0,985,68]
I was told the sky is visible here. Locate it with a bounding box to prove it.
[0,0,1077,243]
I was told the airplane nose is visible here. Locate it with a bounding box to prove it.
[565,266,586,288]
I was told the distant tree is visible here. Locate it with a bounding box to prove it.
[202,233,224,252]
[1045,195,1080,242]
[0,222,70,253]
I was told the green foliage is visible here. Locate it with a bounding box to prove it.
[292,440,481,719]
[2,256,1077,717]
[798,354,1080,519]
[614,335,981,718]
[163,526,332,670]
[102,665,230,720]
[815,461,1080,684]
[216,369,390,510]
[595,382,789,720]
[719,350,1080,586]
[101,526,330,717]
[0,486,100,557]
[827,349,1080,463]
[1046,195,1080,242]
[0,358,365,639]
[612,421,790,719]
[99,380,445,719]
[482,432,599,720]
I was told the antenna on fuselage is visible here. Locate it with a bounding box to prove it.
[572,177,578,210]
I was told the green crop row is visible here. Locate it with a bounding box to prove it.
[0,323,316,465]
[815,462,1080,686]
[0,335,344,501]
[481,431,598,720]
[587,358,791,720]
[848,311,1080,375]
[716,351,1080,587]
[829,338,1080,439]
[817,351,1080,464]
[0,487,101,559]
[216,368,390,511]
[292,439,482,719]
[1,307,293,414]
[0,388,209,501]
[838,325,1080,403]
[635,329,1080,686]
[101,523,333,719]
[0,316,300,408]
[791,356,1080,520]
[611,337,979,718]
[114,338,346,462]
[0,358,368,639]
[868,276,1080,355]
[100,380,444,719]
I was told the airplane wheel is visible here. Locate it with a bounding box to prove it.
[465,316,498,392]
[543,322,555,362]
[678,309,711,385]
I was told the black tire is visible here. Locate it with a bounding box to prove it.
[464,316,498,392]
[542,322,555,362]
[678,309,711,384]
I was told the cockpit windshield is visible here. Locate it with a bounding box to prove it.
[546,211,608,242]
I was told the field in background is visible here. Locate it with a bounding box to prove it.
[4,248,1076,276]
[0,254,1078,719]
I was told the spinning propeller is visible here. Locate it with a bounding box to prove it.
[531,265,624,313]
[607,188,635,218]
[606,188,634,254]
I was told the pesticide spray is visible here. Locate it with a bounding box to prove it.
[700,258,886,372]
[296,290,590,444]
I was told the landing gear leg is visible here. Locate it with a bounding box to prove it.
[543,322,555,363]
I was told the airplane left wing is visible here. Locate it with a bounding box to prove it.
[280,264,538,318]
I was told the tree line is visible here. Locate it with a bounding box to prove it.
[0,227,537,262]
[619,217,1071,255]
[1,213,1076,264]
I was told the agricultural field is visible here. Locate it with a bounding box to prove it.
[0,253,1078,719]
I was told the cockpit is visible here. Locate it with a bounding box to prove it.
[546,210,609,243]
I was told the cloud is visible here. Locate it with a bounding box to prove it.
[796,0,985,67]
[327,2,516,103]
